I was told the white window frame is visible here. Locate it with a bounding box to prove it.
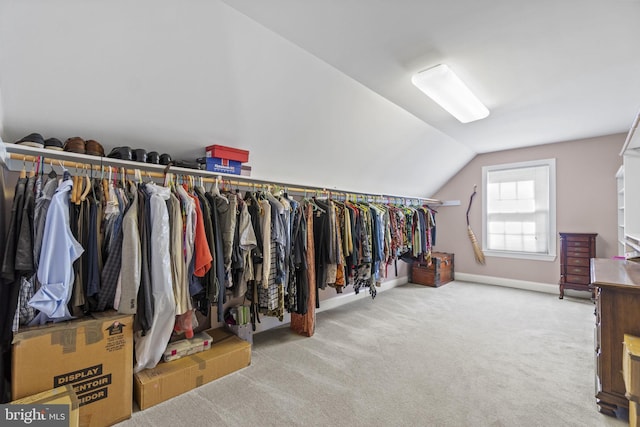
[482,158,556,261]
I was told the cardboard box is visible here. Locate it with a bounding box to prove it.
[206,157,242,175]
[226,323,253,346]
[12,312,133,427]
[134,328,251,410]
[205,145,249,163]
[624,334,640,402]
[10,386,80,427]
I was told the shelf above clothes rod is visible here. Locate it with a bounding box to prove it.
[1,142,440,205]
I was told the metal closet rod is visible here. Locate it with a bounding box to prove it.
[6,150,440,205]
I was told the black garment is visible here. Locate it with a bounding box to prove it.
[1,178,27,345]
[84,195,100,309]
[231,199,244,298]
[245,193,263,265]
[291,204,308,315]
[134,185,153,334]
[15,176,35,273]
[206,193,226,323]
[418,208,427,255]
[1,177,27,282]
[194,187,215,316]
[311,199,330,308]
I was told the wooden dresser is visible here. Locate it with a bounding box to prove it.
[559,232,597,299]
[591,258,640,416]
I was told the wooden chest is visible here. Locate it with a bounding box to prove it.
[559,232,596,299]
[412,252,454,287]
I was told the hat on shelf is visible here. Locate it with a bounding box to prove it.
[44,138,64,151]
[159,153,172,165]
[15,133,45,148]
[107,146,132,161]
[64,137,86,154]
[85,139,105,157]
[146,151,159,164]
[132,148,147,163]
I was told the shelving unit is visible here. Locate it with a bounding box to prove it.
[0,142,439,205]
[617,165,625,257]
[619,111,640,259]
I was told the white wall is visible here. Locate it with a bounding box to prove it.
[0,0,474,197]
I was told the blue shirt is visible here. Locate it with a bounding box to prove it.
[29,178,84,324]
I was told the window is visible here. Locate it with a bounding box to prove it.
[482,159,556,261]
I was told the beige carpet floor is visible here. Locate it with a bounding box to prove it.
[116,281,628,427]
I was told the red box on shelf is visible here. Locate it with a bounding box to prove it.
[205,145,249,163]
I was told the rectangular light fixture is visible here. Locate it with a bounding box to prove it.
[411,64,489,123]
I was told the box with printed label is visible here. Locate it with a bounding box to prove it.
[12,312,133,427]
[206,157,242,175]
[205,145,249,163]
[134,328,251,410]
[9,385,80,427]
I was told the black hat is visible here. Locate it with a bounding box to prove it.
[132,148,147,163]
[146,151,159,164]
[44,138,64,151]
[159,153,172,165]
[15,133,44,148]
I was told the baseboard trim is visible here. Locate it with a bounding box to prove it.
[316,276,409,313]
[254,276,409,334]
[454,272,558,295]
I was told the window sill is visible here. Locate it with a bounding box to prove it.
[483,250,556,262]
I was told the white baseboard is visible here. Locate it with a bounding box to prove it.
[454,272,558,295]
[316,276,409,313]
[254,276,409,334]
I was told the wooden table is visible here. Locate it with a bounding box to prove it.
[591,258,640,415]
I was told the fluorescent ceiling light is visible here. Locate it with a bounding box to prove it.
[411,64,489,123]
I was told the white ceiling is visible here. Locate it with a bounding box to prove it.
[223,0,640,153]
[0,1,638,197]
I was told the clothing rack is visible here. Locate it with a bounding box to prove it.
[1,142,440,205]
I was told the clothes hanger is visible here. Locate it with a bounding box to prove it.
[71,164,81,204]
[28,157,36,178]
[19,157,26,179]
[211,175,228,202]
[80,166,92,202]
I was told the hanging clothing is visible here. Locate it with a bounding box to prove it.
[168,191,189,315]
[134,183,176,373]
[28,177,84,324]
[134,184,153,334]
[118,188,141,314]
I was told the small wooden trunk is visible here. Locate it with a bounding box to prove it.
[412,252,454,287]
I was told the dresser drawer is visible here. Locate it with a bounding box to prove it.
[566,265,590,276]
[567,257,590,267]
[567,250,590,258]
[567,236,592,244]
[566,274,590,284]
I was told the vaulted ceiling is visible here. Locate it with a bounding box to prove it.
[223,0,640,153]
[0,1,638,197]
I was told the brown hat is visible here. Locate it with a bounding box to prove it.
[64,137,86,154]
[85,139,105,157]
